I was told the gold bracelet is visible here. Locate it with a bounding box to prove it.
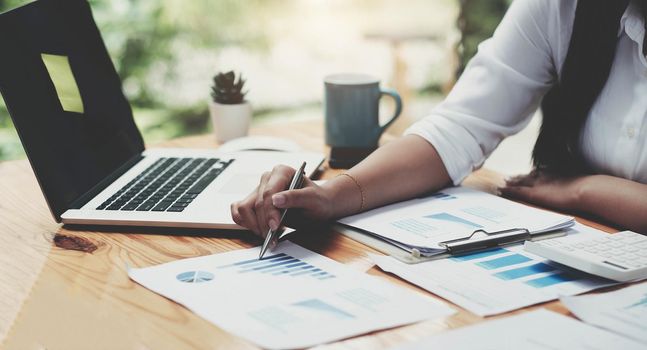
[338,173,365,212]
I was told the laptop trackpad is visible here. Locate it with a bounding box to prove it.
[219,173,261,195]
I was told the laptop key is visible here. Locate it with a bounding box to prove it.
[152,201,173,211]
[167,206,185,212]
[121,203,138,211]
[136,202,156,211]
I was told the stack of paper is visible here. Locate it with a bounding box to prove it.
[339,187,574,257]
[371,224,616,316]
[390,309,645,350]
[562,282,647,344]
[128,241,455,349]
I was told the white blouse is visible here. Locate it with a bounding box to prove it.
[406,0,647,185]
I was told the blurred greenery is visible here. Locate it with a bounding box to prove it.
[456,0,510,76]
[0,0,273,160]
[0,0,509,161]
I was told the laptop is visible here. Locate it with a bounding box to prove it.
[0,0,324,229]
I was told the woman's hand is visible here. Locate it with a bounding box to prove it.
[230,165,334,237]
[499,170,587,212]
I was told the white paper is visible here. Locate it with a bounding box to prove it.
[561,282,647,344]
[371,224,616,316]
[339,187,573,255]
[390,309,645,350]
[128,241,455,349]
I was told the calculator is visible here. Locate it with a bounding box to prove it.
[524,231,647,282]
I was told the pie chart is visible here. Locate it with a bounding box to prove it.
[176,270,214,283]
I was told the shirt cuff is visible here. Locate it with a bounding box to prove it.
[404,115,486,185]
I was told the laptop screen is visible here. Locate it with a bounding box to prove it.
[0,0,145,222]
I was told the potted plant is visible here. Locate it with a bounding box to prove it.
[209,71,252,143]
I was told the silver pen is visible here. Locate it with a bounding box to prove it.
[258,162,306,259]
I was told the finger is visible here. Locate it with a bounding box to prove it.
[272,187,317,210]
[239,193,263,236]
[263,166,297,231]
[254,172,272,237]
[230,201,243,225]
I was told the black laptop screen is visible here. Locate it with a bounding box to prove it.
[0,0,145,222]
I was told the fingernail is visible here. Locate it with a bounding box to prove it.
[269,219,278,231]
[272,194,286,206]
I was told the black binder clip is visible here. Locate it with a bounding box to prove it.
[439,228,531,256]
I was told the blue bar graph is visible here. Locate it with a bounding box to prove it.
[494,263,555,280]
[425,212,483,228]
[525,273,578,288]
[476,254,532,270]
[450,248,509,262]
[218,253,335,280]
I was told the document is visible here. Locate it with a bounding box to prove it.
[390,309,645,350]
[371,224,616,316]
[128,241,455,349]
[561,282,647,344]
[339,187,573,257]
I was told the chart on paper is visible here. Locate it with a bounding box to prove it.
[372,225,616,316]
[128,241,455,350]
[392,309,646,350]
[247,288,390,333]
[217,252,336,280]
[340,187,574,251]
[562,282,647,344]
[450,248,583,289]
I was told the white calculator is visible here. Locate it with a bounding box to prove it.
[524,231,647,282]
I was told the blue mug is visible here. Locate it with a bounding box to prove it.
[324,73,402,150]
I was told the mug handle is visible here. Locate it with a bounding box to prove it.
[379,88,402,133]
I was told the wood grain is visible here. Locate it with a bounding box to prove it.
[0,119,618,350]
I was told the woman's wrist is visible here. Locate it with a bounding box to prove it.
[571,175,604,213]
[321,174,364,218]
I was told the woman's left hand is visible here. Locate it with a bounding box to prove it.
[499,170,588,212]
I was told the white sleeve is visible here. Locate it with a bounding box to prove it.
[406,0,569,184]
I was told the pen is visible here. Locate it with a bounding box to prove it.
[258,161,306,259]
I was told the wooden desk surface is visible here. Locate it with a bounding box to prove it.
[0,119,617,350]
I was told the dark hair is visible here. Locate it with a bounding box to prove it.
[532,0,629,176]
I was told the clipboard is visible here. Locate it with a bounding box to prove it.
[335,224,569,264]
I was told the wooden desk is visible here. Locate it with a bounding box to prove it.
[0,120,616,349]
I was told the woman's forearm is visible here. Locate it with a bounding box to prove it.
[578,175,647,233]
[322,135,452,218]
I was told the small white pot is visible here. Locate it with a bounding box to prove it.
[209,101,252,143]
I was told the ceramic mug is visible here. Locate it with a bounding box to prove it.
[324,73,402,149]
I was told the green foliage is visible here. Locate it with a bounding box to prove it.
[456,0,511,76]
[0,0,271,160]
[211,71,247,105]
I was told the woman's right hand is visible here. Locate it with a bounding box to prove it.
[230,165,335,237]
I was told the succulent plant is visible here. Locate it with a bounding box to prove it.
[211,71,247,105]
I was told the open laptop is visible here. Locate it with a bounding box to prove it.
[0,0,324,229]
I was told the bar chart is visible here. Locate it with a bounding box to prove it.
[217,253,336,280]
[451,248,583,289]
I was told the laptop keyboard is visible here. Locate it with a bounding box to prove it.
[96,157,233,213]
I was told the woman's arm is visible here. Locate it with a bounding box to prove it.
[501,173,647,233]
[231,135,450,236]
[231,0,564,236]
[320,135,451,217]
